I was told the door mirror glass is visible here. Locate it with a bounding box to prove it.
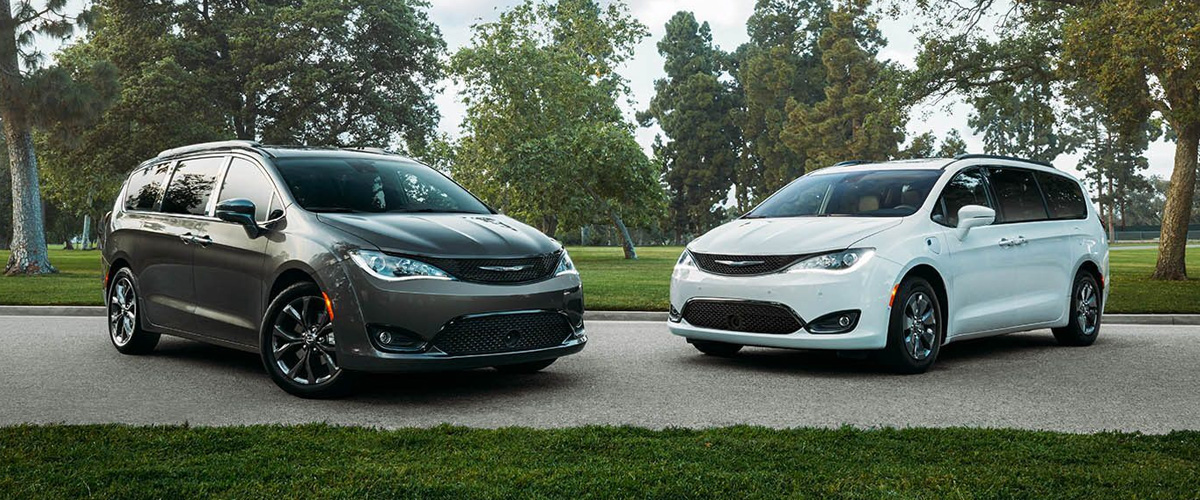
[955,204,995,240]
[216,198,261,237]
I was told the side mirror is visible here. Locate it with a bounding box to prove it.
[955,205,995,240]
[215,198,261,238]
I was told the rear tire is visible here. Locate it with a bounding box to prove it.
[107,268,160,355]
[878,277,942,374]
[1053,271,1101,346]
[690,339,743,357]
[261,282,357,399]
[494,358,557,374]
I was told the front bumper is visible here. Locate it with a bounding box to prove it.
[667,254,902,351]
[319,261,586,372]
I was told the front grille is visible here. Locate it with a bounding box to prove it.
[432,312,573,356]
[690,252,807,275]
[682,300,803,334]
[419,251,562,284]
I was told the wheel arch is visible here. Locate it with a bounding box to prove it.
[898,263,949,342]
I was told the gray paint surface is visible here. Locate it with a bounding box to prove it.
[2,316,1198,433]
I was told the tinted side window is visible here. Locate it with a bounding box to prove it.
[1036,172,1088,220]
[161,156,225,216]
[217,158,277,221]
[934,168,991,227]
[123,162,172,211]
[987,167,1049,223]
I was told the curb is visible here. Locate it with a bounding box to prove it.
[1,306,1197,325]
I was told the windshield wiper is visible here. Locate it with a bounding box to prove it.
[307,207,361,213]
[390,208,482,214]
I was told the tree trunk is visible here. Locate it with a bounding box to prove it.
[1106,175,1116,242]
[1,2,56,275]
[1152,121,1199,280]
[2,126,56,274]
[607,207,637,260]
[541,214,558,239]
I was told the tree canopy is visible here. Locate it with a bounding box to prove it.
[450,0,662,258]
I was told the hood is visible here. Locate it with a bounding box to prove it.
[317,213,558,257]
[689,216,902,255]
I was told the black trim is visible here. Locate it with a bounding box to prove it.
[952,153,1054,169]
[833,160,867,166]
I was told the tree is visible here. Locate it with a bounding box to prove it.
[781,0,904,170]
[937,129,968,157]
[637,12,738,238]
[35,0,446,226]
[967,79,1072,164]
[2,0,115,274]
[907,0,1200,279]
[450,0,662,259]
[730,0,831,206]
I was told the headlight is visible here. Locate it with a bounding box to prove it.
[788,248,873,272]
[348,249,454,281]
[555,249,577,276]
[676,249,696,268]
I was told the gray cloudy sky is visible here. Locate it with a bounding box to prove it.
[426,0,1177,181]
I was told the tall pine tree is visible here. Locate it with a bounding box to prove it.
[638,12,738,239]
[730,0,830,206]
[781,0,903,170]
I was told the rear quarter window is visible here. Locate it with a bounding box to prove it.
[1035,172,1088,220]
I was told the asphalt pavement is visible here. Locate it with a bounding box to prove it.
[2,316,1197,433]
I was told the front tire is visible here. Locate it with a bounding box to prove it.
[1053,272,1101,346]
[107,268,160,355]
[689,339,743,357]
[879,277,943,374]
[261,282,356,399]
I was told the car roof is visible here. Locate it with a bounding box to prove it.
[145,141,419,168]
[808,158,956,175]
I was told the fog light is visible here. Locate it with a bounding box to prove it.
[668,304,682,322]
[806,310,861,334]
[368,325,427,352]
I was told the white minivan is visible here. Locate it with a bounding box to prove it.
[668,155,1109,373]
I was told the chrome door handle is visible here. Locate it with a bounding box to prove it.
[193,235,212,247]
[998,238,1013,248]
[1014,236,1028,246]
[180,232,194,245]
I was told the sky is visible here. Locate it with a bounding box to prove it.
[32,0,1177,181]
[425,0,1178,182]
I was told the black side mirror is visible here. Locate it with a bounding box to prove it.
[215,198,261,238]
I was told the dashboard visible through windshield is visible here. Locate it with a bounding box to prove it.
[745,169,942,219]
[274,157,492,215]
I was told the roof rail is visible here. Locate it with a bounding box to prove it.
[156,140,267,159]
[952,153,1054,169]
[343,147,397,156]
[832,160,868,167]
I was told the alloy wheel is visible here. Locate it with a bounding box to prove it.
[902,292,937,361]
[1076,281,1099,336]
[108,276,137,346]
[271,296,340,386]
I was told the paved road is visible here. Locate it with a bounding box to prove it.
[3,317,1198,433]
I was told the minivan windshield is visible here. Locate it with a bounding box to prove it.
[744,169,942,219]
[274,157,492,214]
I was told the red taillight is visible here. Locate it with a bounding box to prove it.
[322,292,335,321]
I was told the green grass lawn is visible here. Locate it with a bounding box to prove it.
[2,245,1198,313]
[1,425,1197,498]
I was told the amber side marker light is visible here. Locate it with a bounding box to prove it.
[322,292,335,321]
[888,284,900,307]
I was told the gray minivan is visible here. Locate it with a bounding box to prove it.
[100,141,586,398]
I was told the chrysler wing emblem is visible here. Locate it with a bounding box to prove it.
[714,259,765,267]
[479,264,532,272]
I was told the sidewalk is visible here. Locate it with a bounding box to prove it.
[1,306,1197,325]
